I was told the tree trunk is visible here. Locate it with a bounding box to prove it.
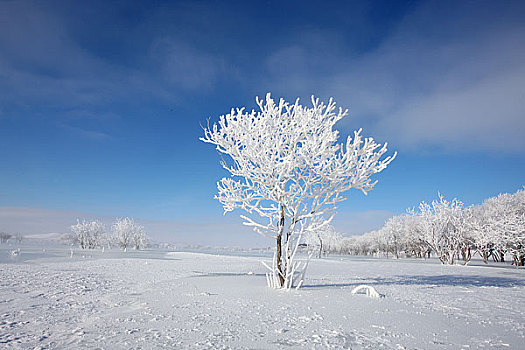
[276,205,286,287]
[276,233,284,286]
[482,251,488,264]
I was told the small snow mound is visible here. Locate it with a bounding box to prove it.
[351,285,382,298]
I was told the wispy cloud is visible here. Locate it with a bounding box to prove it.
[149,38,225,91]
[0,0,228,118]
[260,1,525,154]
[59,123,112,141]
[1,0,522,153]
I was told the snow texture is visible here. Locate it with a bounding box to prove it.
[1,244,524,349]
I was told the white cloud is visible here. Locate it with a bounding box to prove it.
[261,1,525,154]
[384,66,525,152]
[0,0,227,117]
[149,39,225,91]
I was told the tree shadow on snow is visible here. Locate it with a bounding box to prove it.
[191,271,267,278]
[302,274,524,289]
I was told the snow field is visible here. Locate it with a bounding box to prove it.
[1,249,524,349]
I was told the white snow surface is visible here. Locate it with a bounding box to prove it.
[1,244,524,349]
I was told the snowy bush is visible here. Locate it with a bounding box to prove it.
[112,217,149,251]
[70,219,106,249]
[201,93,395,289]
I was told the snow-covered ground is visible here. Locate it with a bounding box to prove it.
[1,244,524,349]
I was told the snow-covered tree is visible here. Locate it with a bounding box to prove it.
[0,232,12,243]
[339,235,371,256]
[464,206,496,263]
[304,222,342,258]
[483,189,525,265]
[14,233,23,244]
[381,215,407,258]
[418,194,465,264]
[400,210,428,259]
[112,217,149,251]
[70,219,106,249]
[201,93,395,289]
[132,226,149,250]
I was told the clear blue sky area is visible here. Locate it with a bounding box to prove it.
[1,0,524,244]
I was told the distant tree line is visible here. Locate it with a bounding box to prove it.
[312,188,525,266]
[303,222,343,258]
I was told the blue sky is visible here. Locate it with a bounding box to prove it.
[1,0,524,246]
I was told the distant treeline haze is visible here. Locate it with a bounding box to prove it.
[319,188,525,266]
